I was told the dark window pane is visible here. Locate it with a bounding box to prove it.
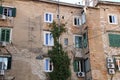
[109,16,112,23]
[74,18,77,25]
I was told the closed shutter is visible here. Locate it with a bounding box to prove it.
[83,33,87,48]
[0,6,3,15]
[7,56,12,70]
[73,60,79,72]
[109,34,120,47]
[12,8,16,17]
[1,29,5,42]
[6,29,10,42]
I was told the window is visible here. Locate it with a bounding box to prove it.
[108,15,117,24]
[85,58,90,72]
[44,13,53,23]
[74,35,82,48]
[0,56,12,70]
[44,31,54,46]
[64,38,68,46]
[74,16,81,26]
[81,12,86,24]
[73,59,84,72]
[0,28,12,42]
[108,34,120,47]
[44,58,53,72]
[0,6,16,17]
[115,58,120,71]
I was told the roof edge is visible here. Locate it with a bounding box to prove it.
[38,0,83,8]
[97,1,120,6]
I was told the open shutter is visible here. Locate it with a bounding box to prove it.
[83,33,87,48]
[12,8,16,17]
[1,29,5,42]
[73,60,78,72]
[7,56,12,70]
[6,29,10,42]
[0,6,3,15]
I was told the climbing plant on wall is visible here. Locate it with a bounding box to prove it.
[48,21,71,80]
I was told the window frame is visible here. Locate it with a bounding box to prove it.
[44,58,53,72]
[73,59,84,72]
[0,6,16,17]
[44,12,53,23]
[0,28,12,43]
[74,35,83,48]
[108,14,118,24]
[44,31,54,46]
[0,56,12,70]
[73,16,81,26]
[3,7,12,17]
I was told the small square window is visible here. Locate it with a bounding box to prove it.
[64,38,68,45]
[108,15,117,24]
[44,58,53,72]
[44,13,53,23]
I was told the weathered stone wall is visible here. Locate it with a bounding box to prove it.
[1,0,84,80]
[99,4,120,80]
[86,7,108,80]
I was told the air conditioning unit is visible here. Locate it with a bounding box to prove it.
[107,57,114,63]
[1,42,6,47]
[0,70,4,75]
[107,63,115,68]
[77,72,85,77]
[1,15,6,20]
[108,69,115,75]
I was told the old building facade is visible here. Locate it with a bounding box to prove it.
[0,0,119,80]
[85,0,120,80]
[0,0,88,80]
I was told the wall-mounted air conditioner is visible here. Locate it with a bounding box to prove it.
[1,15,6,20]
[0,70,4,75]
[107,63,115,68]
[107,57,114,63]
[77,72,85,77]
[108,69,115,75]
[1,42,6,47]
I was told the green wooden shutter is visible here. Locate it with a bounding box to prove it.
[1,29,5,42]
[7,56,12,70]
[12,8,16,17]
[109,34,120,47]
[0,6,3,15]
[73,60,78,72]
[83,33,87,48]
[6,29,10,42]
